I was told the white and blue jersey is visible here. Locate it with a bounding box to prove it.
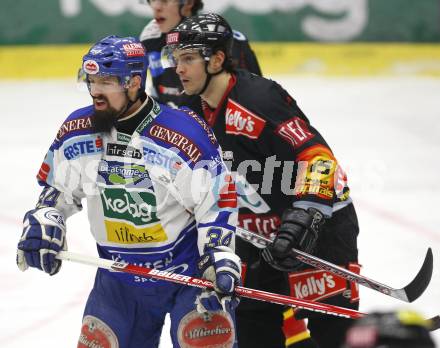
[36,97,238,288]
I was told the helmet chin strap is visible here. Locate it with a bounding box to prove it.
[198,61,223,96]
[119,90,136,117]
[118,88,146,119]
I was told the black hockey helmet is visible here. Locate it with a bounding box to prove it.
[161,13,233,70]
[343,310,435,348]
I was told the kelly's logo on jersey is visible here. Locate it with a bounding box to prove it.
[288,264,360,303]
[276,116,314,148]
[289,269,343,302]
[225,99,266,139]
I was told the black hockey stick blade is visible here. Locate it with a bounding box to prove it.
[401,247,433,302]
[428,315,440,331]
[235,226,433,302]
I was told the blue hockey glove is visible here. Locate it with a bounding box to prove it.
[17,207,66,275]
[262,207,324,272]
[196,246,241,313]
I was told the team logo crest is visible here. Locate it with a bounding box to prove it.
[78,315,119,348]
[83,60,99,74]
[178,310,235,348]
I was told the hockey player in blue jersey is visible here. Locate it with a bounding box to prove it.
[16,35,241,348]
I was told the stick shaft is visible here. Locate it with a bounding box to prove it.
[57,251,364,319]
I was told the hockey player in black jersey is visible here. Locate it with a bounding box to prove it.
[163,13,361,348]
[141,2,317,346]
[139,0,261,111]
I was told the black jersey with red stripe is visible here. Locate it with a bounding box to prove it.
[190,69,353,235]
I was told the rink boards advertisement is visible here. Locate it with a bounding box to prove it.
[1,0,440,78]
[1,0,440,44]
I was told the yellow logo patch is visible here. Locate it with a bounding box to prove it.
[105,220,168,244]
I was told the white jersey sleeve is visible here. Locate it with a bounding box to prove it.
[134,105,238,255]
[35,108,99,218]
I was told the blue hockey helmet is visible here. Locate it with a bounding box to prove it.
[82,35,148,90]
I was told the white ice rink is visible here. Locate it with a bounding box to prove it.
[1,76,439,347]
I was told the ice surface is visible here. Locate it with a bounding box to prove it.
[1,76,439,347]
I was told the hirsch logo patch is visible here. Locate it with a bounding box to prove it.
[225,99,266,139]
[276,116,314,148]
[83,60,99,74]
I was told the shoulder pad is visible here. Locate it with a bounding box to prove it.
[232,30,248,42]
[148,107,219,165]
[54,105,95,143]
[140,19,162,41]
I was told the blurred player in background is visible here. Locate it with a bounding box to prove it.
[163,13,360,348]
[16,35,241,348]
[342,310,436,348]
[139,0,261,111]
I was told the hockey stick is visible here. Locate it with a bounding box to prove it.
[235,226,433,303]
[57,251,364,319]
[56,251,440,331]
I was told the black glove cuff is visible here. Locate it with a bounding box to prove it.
[281,208,314,228]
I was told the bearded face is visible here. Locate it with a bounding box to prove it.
[87,75,127,133]
[91,95,121,133]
